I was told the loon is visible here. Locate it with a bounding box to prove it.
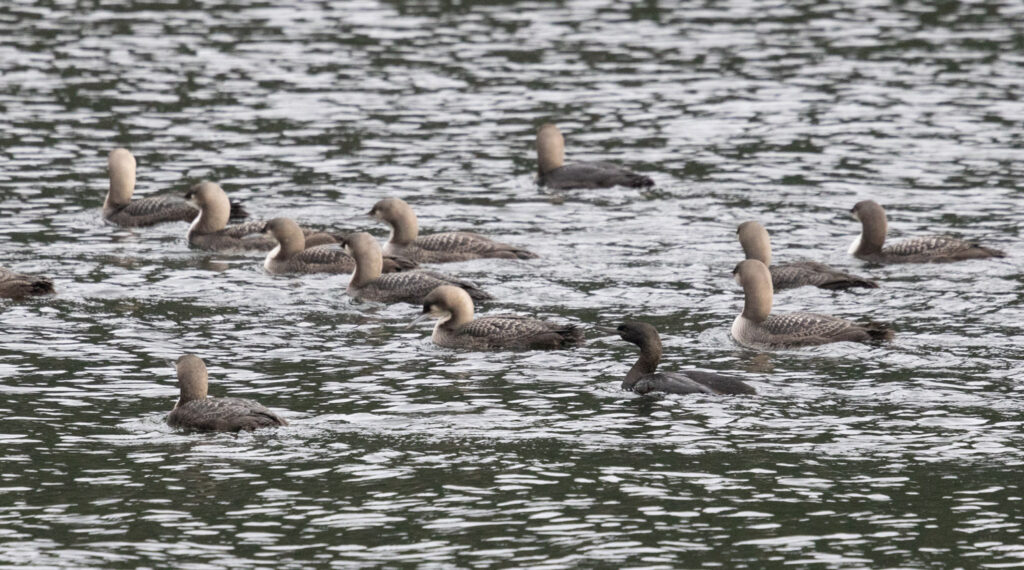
[0,266,55,298]
[536,123,654,189]
[409,285,583,350]
[731,259,894,348]
[737,221,878,290]
[167,355,287,433]
[343,232,491,304]
[186,182,339,251]
[604,321,756,395]
[849,200,1005,263]
[369,197,536,262]
[103,148,247,226]
[262,218,417,274]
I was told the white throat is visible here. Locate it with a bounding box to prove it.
[848,235,862,255]
[264,244,281,270]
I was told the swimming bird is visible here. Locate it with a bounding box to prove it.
[103,148,247,226]
[732,259,893,348]
[0,266,55,298]
[536,123,654,189]
[849,200,1005,263]
[343,232,491,304]
[369,197,537,262]
[186,182,339,252]
[737,221,878,290]
[262,217,417,275]
[409,285,583,350]
[603,321,755,395]
[167,355,287,433]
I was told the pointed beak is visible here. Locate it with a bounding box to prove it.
[407,312,433,329]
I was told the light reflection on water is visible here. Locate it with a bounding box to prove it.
[2,0,1023,567]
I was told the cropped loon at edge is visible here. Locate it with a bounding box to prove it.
[0,266,55,298]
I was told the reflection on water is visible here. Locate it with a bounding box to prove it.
[1,0,1023,567]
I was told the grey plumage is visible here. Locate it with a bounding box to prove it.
[191,219,278,251]
[737,220,877,290]
[875,235,1005,263]
[352,270,491,304]
[732,259,893,348]
[412,286,582,350]
[771,261,878,290]
[103,149,247,227]
[167,355,286,433]
[168,397,287,433]
[105,196,198,226]
[0,266,55,298]
[611,322,755,396]
[370,197,537,262]
[850,200,1005,263]
[535,124,653,190]
[539,162,654,190]
[345,232,490,304]
[739,312,894,347]
[263,217,418,275]
[394,232,537,263]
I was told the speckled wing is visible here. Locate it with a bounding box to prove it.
[883,235,1005,261]
[456,315,581,349]
[220,220,269,239]
[772,261,878,290]
[416,270,492,300]
[414,232,537,260]
[0,266,54,298]
[167,397,286,433]
[761,312,888,344]
[541,162,654,190]
[365,270,491,303]
[108,196,197,226]
[289,245,356,273]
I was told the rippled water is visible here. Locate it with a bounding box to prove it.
[2,0,1023,567]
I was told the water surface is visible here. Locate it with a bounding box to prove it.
[1,0,1023,567]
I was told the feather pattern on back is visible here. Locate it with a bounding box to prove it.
[388,232,537,262]
[540,162,654,190]
[351,270,491,304]
[167,397,287,433]
[771,261,878,290]
[0,266,55,298]
[877,235,1005,262]
[734,312,893,347]
[106,196,197,226]
[190,224,276,251]
[438,315,582,350]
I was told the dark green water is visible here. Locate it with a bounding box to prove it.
[1,0,1022,567]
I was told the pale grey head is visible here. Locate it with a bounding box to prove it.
[106,148,137,208]
[536,123,566,174]
[174,354,209,409]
